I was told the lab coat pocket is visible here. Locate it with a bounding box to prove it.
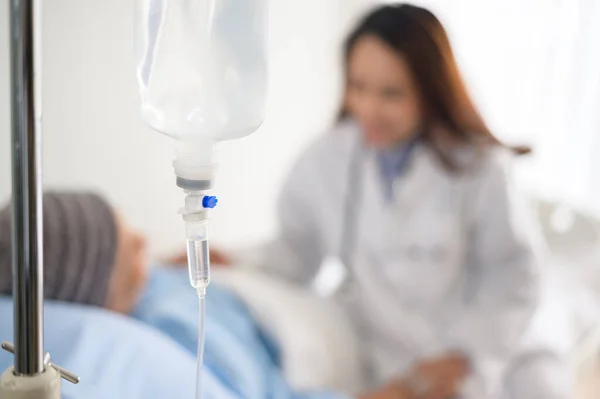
[378,214,463,306]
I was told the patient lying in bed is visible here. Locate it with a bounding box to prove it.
[0,191,406,399]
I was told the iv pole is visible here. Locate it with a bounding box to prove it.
[1,0,78,397]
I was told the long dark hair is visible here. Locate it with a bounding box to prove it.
[341,4,530,170]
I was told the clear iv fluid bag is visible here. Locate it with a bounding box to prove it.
[135,0,269,143]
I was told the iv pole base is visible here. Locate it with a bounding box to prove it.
[0,366,61,399]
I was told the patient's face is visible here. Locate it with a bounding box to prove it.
[105,215,148,314]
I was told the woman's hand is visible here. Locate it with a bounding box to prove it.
[407,352,470,399]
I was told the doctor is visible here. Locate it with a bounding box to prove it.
[214,4,540,399]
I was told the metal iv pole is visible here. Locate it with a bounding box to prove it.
[1,0,78,397]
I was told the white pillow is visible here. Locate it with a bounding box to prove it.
[212,268,365,396]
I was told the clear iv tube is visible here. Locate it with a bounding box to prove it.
[195,295,207,399]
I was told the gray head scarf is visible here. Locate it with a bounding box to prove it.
[0,192,118,307]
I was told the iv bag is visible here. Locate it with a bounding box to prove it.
[135,0,269,143]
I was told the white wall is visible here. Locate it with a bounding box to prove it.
[2,0,599,259]
[0,0,363,258]
[372,0,600,215]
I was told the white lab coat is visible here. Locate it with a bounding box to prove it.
[260,121,542,398]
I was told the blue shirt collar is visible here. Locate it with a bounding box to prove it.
[377,137,420,201]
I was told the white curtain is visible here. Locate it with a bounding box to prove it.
[361,0,600,215]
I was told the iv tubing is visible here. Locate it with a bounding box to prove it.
[187,234,209,399]
[195,293,207,399]
[183,196,214,399]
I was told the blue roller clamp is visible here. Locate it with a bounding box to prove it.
[202,195,219,209]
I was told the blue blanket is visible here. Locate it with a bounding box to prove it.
[0,268,345,399]
[133,267,346,399]
[0,297,234,399]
